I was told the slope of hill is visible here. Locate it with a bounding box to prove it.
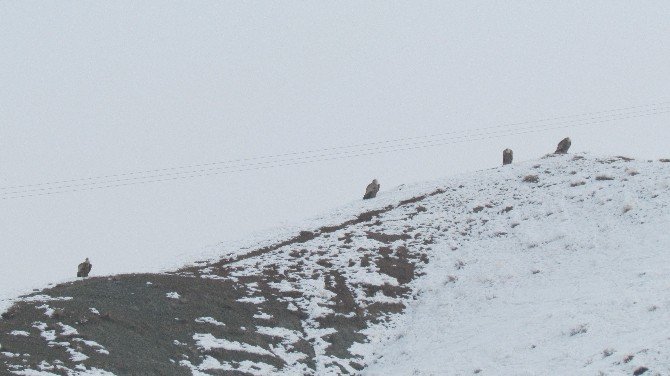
[1,154,669,375]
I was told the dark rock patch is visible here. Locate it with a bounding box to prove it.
[366,231,411,244]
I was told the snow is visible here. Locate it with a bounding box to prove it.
[32,322,56,342]
[9,331,30,337]
[193,333,274,356]
[236,296,266,304]
[164,154,670,374]
[194,317,225,327]
[268,281,296,292]
[58,323,78,336]
[2,5,670,361]
[66,348,89,362]
[256,326,307,365]
[253,312,273,320]
[20,295,72,303]
[12,361,115,376]
[68,368,116,376]
[255,326,302,343]
[165,292,180,299]
[36,305,55,318]
[3,153,670,375]
[17,321,110,373]
[73,338,109,355]
[286,303,299,311]
[362,155,670,375]
[180,358,278,376]
[11,370,59,376]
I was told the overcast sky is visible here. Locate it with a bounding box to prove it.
[1,1,669,300]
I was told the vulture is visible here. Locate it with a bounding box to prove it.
[77,258,92,278]
[554,137,572,154]
[363,179,380,200]
[503,148,514,165]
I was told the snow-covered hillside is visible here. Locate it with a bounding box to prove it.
[1,153,669,375]
[364,155,670,375]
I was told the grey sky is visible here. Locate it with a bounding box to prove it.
[1,2,669,298]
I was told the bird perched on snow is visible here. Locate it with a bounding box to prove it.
[77,258,92,278]
[554,137,572,154]
[363,179,380,200]
[503,148,514,165]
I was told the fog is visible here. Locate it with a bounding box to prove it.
[1,2,669,302]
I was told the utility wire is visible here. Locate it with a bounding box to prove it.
[2,106,668,201]
[0,106,670,196]
[2,106,668,198]
[1,101,668,192]
[1,104,669,196]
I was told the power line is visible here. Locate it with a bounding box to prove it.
[2,106,668,201]
[1,101,668,192]
[0,106,670,196]
[3,106,668,198]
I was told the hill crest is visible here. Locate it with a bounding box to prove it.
[1,154,669,375]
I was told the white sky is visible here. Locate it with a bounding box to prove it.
[1,2,669,300]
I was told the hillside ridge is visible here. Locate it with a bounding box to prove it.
[1,154,669,375]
